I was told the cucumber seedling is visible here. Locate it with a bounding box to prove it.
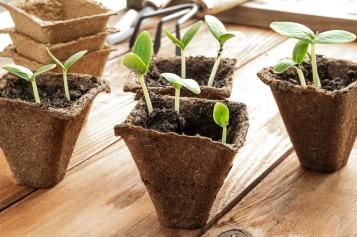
[2,64,56,103]
[163,21,202,79]
[47,48,87,101]
[123,31,154,113]
[270,22,356,88]
[161,73,200,113]
[273,40,309,87]
[205,15,239,87]
[213,102,229,143]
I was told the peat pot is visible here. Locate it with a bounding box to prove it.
[258,56,357,172]
[114,95,249,228]
[0,72,110,188]
[123,56,237,100]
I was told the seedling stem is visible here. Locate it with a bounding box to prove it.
[181,49,186,79]
[138,74,153,113]
[208,45,223,87]
[63,69,70,101]
[294,66,307,87]
[222,126,227,143]
[310,43,321,88]
[175,87,180,113]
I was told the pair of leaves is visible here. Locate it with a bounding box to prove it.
[163,21,202,50]
[161,73,200,94]
[205,15,237,45]
[270,22,356,44]
[123,31,152,75]
[47,48,87,71]
[2,64,56,81]
[274,40,309,73]
[213,102,229,128]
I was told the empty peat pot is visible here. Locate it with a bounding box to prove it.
[0,0,116,44]
[114,95,249,229]
[123,56,237,100]
[258,56,357,172]
[0,73,109,188]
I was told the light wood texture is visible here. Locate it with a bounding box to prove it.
[219,0,357,34]
[203,145,357,237]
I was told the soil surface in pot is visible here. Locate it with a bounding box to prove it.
[273,56,357,91]
[130,95,245,144]
[0,73,101,108]
[146,56,236,88]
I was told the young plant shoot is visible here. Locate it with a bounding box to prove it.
[47,48,87,101]
[213,102,229,143]
[163,21,202,79]
[270,22,356,88]
[123,31,153,113]
[161,73,200,113]
[2,64,56,103]
[274,40,309,87]
[205,15,238,87]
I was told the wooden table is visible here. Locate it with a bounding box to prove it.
[0,9,356,237]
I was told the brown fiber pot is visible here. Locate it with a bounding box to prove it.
[0,45,114,77]
[123,56,237,100]
[257,57,357,173]
[0,27,116,64]
[0,73,109,188]
[0,0,116,44]
[114,95,249,228]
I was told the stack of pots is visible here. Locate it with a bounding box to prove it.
[0,0,117,76]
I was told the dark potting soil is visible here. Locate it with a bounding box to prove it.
[131,95,245,144]
[0,73,100,108]
[145,56,236,88]
[273,56,357,91]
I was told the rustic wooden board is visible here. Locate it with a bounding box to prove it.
[203,144,357,237]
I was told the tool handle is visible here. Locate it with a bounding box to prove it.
[144,0,173,8]
[197,0,250,15]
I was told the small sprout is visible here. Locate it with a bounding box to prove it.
[2,64,56,103]
[123,31,153,113]
[47,48,87,101]
[163,21,202,79]
[273,40,309,87]
[205,15,240,87]
[270,22,356,88]
[161,73,200,113]
[213,102,229,143]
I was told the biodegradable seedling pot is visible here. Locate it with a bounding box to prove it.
[123,56,237,100]
[0,0,116,44]
[0,45,114,76]
[114,95,249,228]
[0,72,110,188]
[0,28,116,64]
[258,56,357,172]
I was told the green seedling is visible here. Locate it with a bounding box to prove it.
[270,22,356,88]
[163,21,202,79]
[47,48,87,101]
[213,102,229,143]
[205,15,239,87]
[274,40,309,87]
[161,73,200,113]
[2,64,56,104]
[123,31,153,113]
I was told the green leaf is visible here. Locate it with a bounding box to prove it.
[132,31,153,67]
[163,28,184,49]
[314,30,356,44]
[273,59,297,73]
[218,32,236,45]
[32,64,56,79]
[123,52,147,75]
[161,73,201,94]
[213,102,229,128]
[2,64,33,81]
[47,48,64,69]
[205,15,226,40]
[182,20,202,48]
[270,22,315,42]
[64,50,87,69]
[292,40,309,64]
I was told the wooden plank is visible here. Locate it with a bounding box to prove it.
[219,0,357,34]
[203,144,357,237]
